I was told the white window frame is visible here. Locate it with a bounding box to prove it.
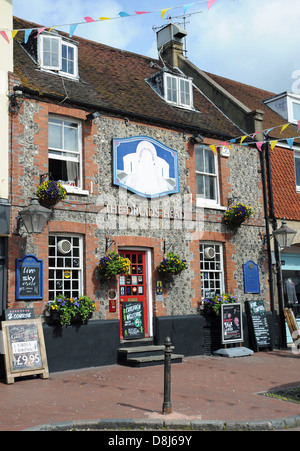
[39,34,78,79]
[48,234,84,300]
[195,145,220,208]
[200,242,225,300]
[294,151,300,192]
[48,115,87,194]
[164,73,193,109]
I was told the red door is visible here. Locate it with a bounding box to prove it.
[119,250,148,339]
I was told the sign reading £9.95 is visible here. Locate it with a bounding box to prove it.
[113,136,179,198]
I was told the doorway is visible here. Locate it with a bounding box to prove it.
[119,250,150,339]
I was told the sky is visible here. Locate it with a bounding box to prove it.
[11,0,300,94]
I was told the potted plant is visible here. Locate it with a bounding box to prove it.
[157,252,188,276]
[44,295,96,326]
[224,203,253,226]
[98,251,131,280]
[36,180,67,207]
[202,293,237,317]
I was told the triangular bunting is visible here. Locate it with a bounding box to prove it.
[256,142,264,152]
[69,24,78,38]
[270,140,278,151]
[34,27,46,38]
[240,136,247,145]
[99,17,111,21]
[161,8,171,19]
[287,138,295,149]
[24,29,33,44]
[280,123,290,134]
[84,17,95,23]
[209,145,217,155]
[183,3,195,14]
[298,120,300,132]
[208,0,217,10]
[11,30,18,40]
[134,11,150,15]
[0,31,9,44]
[119,12,130,17]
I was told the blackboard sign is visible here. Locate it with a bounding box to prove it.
[4,308,35,321]
[1,319,49,384]
[122,301,144,340]
[245,300,271,351]
[16,255,43,300]
[221,303,243,344]
[243,261,260,294]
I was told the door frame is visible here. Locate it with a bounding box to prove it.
[118,247,153,337]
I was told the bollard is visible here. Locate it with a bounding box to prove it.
[162,336,173,414]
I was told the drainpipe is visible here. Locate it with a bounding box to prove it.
[264,139,287,348]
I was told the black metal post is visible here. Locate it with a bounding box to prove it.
[162,336,173,414]
[265,139,287,348]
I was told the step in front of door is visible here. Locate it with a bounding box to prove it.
[117,344,183,367]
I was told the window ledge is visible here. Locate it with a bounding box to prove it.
[63,185,89,196]
[196,198,226,210]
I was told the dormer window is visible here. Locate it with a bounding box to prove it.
[164,73,193,109]
[38,33,78,79]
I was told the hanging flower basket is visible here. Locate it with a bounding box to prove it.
[44,295,96,327]
[202,293,237,317]
[36,180,67,208]
[98,251,131,280]
[224,203,253,227]
[157,252,188,276]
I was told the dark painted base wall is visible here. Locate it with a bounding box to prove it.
[42,319,120,373]
[0,312,280,379]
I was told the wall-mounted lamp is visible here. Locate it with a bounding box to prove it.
[86,111,101,122]
[189,134,203,144]
[17,197,51,234]
[263,218,297,249]
[8,89,23,117]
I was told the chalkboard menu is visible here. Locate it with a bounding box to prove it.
[4,308,35,321]
[1,319,49,384]
[245,300,271,351]
[221,303,243,344]
[122,301,144,340]
[16,255,43,300]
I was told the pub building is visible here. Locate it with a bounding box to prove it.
[1,16,276,373]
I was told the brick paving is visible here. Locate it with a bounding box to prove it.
[0,350,299,431]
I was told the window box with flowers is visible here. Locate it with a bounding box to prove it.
[202,293,238,317]
[36,180,67,208]
[44,295,96,327]
[98,251,131,281]
[224,203,253,227]
[157,252,188,276]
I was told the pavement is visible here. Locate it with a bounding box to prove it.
[0,349,300,431]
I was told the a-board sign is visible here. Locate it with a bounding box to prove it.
[245,300,271,351]
[4,308,35,321]
[1,319,49,384]
[122,301,144,340]
[16,255,43,300]
[221,303,243,344]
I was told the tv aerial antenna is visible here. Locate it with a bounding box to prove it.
[152,10,202,57]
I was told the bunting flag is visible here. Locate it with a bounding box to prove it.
[0,31,9,43]
[208,0,217,9]
[0,1,219,43]
[281,123,290,134]
[270,140,278,151]
[209,145,217,155]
